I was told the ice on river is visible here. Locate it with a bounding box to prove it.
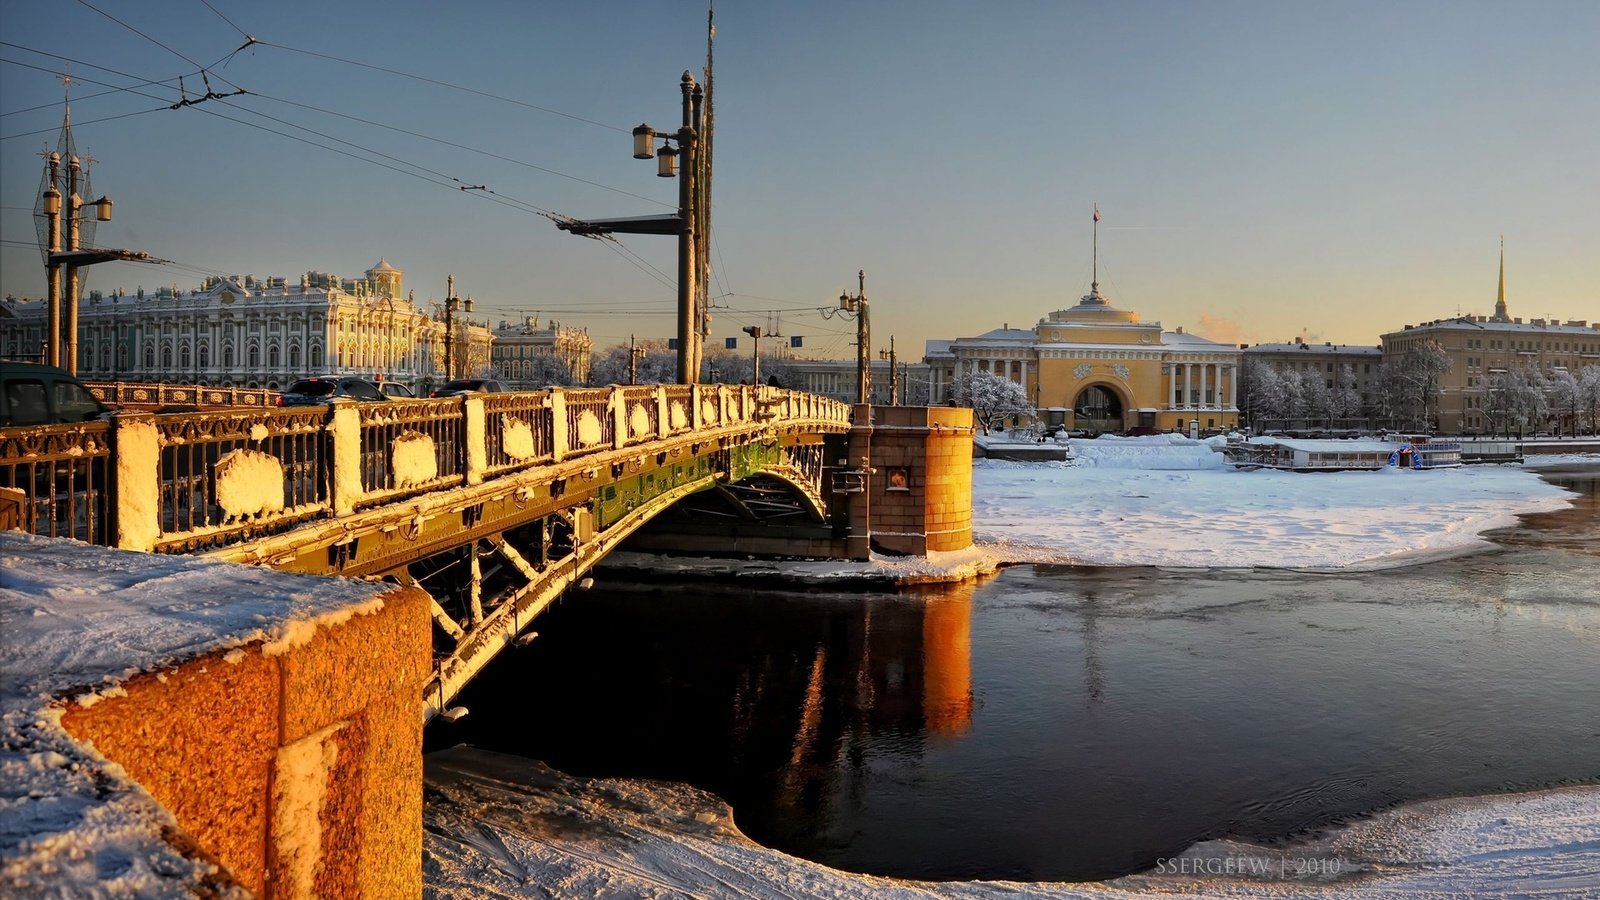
[972,436,1575,569]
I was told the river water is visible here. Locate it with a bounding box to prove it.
[439,470,1600,882]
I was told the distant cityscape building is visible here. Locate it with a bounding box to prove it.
[0,259,493,391]
[1240,339,1382,419]
[780,358,929,405]
[490,317,593,387]
[1379,246,1599,433]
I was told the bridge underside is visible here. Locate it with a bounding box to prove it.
[208,429,841,719]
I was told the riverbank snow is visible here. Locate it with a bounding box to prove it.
[424,746,1600,899]
[973,436,1576,569]
[0,532,389,895]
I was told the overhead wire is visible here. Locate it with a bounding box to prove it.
[75,0,243,91]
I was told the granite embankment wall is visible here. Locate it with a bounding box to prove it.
[61,585,430,898]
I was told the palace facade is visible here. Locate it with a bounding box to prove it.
[0,259,493,391]
[928,281,1241,433]
[489,317,593,388]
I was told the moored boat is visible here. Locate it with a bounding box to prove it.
[1225,434,1462,471]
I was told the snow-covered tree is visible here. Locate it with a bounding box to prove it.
[1483,365,1549,436]
[1378,340,1452,429]
[1580,365,1600,435]
[954,370,1033,434]
[1327,364,1363,420]
[588,343,677,385]
[1547,369,1581,436]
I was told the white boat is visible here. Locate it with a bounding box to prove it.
[1225,435,1463,471]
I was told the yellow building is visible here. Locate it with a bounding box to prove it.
[939,279,1240,434]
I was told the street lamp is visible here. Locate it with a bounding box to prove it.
[824,270,870,405]
[560,72,705,385]
[441,274,473,380]
[742,325,763,385]
[39,147,143,374]
[878,335,899,406]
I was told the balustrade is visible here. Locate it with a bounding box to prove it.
[1,385,853,554]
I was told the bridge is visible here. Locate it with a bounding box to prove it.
[1,384,861,717]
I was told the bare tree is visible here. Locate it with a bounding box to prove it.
[1548,369,1581,436]
[954,370,1033,434]
[1580,365,1600,435]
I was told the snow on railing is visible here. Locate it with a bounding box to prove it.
[1,385,854,552]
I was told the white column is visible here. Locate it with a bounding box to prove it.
[1200,363,1210,409]
[1185,363,1195,408]
[1228,365,1238,409]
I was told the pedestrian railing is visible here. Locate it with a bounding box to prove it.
[1,384,853,553]
[85,381,280,409]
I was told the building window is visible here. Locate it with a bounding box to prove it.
[248,344,260,368]
[162,346,173,369]
[223,344,235,368]
[199,345,210,368]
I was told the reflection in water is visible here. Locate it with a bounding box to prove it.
[438,471,1600,882]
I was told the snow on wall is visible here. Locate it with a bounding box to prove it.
[114,415,160,551]
[669,400,687,431]
[214,449,286,520]
[501,416,536,461]
[0,532,390,894]
[702,400,719,425]
[390,431,437,487]
[272,722,343,898]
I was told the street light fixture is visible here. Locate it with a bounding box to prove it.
[742,325,763,385]
[558,73,705,385]
[825,270,870,405]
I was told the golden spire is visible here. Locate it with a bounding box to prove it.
[1494,236,1509,321]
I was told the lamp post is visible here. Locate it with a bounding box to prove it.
[833,270,870,405]
[40,149,137,374]
[878,335,899,406]
[441,274,472,380]
[742,325,763,385]
[560,71,705,385]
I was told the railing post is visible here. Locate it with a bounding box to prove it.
[328,399,363,516]
[655,385,669,438]
[549,390,568,463]
[691,385,704,432]
[111,411,159,552]
[611,386,628,450]
[717,384,729,425]
[463,394,487,486]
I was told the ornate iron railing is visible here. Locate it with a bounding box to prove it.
[0,421,112,544]
[86,382,280,409]
[0,386,854,552]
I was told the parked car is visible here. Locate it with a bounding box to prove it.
[0,361,108,427]
[430,378,506,398]
[379,382,415,399]
[277,376,389,406]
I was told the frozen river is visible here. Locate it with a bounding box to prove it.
[437,467,1600,883]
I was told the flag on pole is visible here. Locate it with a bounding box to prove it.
[1093,205,1101,222]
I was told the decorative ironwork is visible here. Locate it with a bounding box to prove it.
[0,422,111,543]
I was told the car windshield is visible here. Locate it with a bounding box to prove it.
[286,380,335,396]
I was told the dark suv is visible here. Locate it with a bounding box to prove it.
[0,362,108,427]
[278,376,390,406]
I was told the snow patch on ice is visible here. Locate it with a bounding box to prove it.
[973,445,1574,569]
[424,747,1600,898]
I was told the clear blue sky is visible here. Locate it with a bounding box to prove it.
[3,1,1596,359]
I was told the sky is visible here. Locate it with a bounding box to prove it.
[2,1,1597,361]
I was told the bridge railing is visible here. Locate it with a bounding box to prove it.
[1,384,853,552]
[86,381,280,409]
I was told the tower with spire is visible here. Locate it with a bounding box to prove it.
[1491,237,1510,322]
